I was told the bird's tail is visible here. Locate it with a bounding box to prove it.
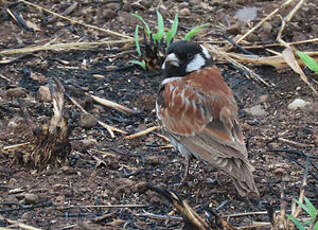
[230,161,259,198]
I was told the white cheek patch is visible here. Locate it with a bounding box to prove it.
[162,53,179,69]
[200,45,211,59]
[186,54,205,73]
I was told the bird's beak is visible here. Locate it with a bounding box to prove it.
[162,53,180,69]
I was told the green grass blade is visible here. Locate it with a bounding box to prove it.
[313,221,318,230]
[134,25,141,56]
[166,13,178,46]
[129,60,146,70]
[294,198,314,217]
[297,51,318,74]
[152,33,158,44]
[184,23,209,41]
[287,215,306,230]
[304,197,317,218]
[156,10,164,42]
[132,13,151,35]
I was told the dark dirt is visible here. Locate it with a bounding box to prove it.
[0,0,318,229]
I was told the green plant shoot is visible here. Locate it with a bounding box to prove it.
[287,197,318,230]
[135,25,141,57]
[297,51,318,74]
[129,60,146,70]
[156,10,164,43]
[132,13,151,35]
[166,13,178,46]
[184,23,209,41]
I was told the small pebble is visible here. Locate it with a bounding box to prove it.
[104,9,116,21]
[80,113,97,128]
[6,87,26,98]
[180,8,191,16]
[287,98,311,110]
[24,193,39,204]
[262,21,272,35]
[244,105,266,116]
[226,22,242,35]
[38,85,51,102]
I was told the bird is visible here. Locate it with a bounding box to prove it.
[156,40,259,197]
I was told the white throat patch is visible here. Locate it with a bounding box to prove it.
[185,53,205,73]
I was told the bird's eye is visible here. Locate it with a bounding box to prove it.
[187,53,194,59]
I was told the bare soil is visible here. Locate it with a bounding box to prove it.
[0,0,317,229]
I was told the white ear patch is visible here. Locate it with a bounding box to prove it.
[200,45,211,59]
[185,53,205,73]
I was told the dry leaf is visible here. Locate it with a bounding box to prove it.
[282,48,317,95]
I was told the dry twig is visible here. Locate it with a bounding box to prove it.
[66,94,127,138]
[0,215,41,230]
[19,0,133,40]
[61,204,147,209]
[0,40,133,56]
[208,45,272,86]
[236,0,297,44]
[124,126,160,140]
[3,142,31,151]
[90,94,136,115]
[146,184,236,230]
[226,51,318,69]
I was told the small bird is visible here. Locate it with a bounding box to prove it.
[156,40,259,197]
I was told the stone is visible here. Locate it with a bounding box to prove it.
[262,21,272,35]
[244,105,266,116]
[38,85,51,102]
[288,98,311,110]
[104,9,116,21]
[24,193,39,204]
[6,87,26,98]
[80,113,97,128]
[226,22,242,35]
[180,8,191,16]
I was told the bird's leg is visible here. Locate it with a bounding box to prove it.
[180,155,191,185]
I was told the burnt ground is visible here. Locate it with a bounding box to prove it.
[0,0,318,229]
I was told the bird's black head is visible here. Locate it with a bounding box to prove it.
[162,40,213,77]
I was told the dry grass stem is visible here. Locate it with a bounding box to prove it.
[20,0,133,40]
[155,132,170,142]
[208,45,272,86]
[227,51,318,69]
[159,144,174,149]
[135,211,183,221]
[272,0,318,95]
[236,0,297,44]
[277,138,315,147]
[277,0,305,42]
[223,211,269,218]
[237,223,271,229]
[3,142,31,151]
[231,38,318,51]
[0,215,41,230]
[61,204,147,209]
[90,94,136,115]
[67,95,127,138]
[124,126,160,140]
[0,73,12,82]
[0,40,133,56]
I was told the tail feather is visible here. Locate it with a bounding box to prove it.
[230,161,259,198]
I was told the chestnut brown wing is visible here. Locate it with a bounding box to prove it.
[156,66,247,159]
